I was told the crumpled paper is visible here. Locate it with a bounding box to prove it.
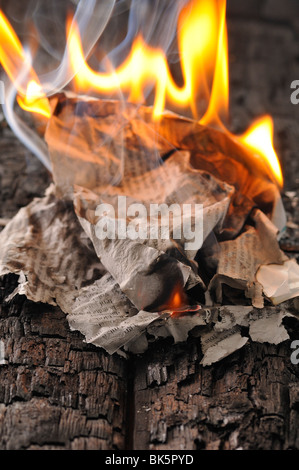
[1,98,299,365]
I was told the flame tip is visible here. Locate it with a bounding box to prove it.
[238,114,283,187]
[0,9,51,118]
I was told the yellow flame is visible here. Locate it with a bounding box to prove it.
[69,0,222,120]
[0,11,51,118]
[237,115,283,187]
[68,28,169,120]
[17,80,51,118]
[200,0,229,127]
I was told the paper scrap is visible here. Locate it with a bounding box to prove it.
[247,309,290,344]
[209,208,287,307]
[256,259,299,305]
[67,273,160,355]
[0,185,105,308]
[200,326,249,367]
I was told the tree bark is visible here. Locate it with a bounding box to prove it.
[0,275,129,450]
[132,323,299,450]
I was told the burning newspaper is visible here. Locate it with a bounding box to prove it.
[0,0,298,365]
[0,98,298,365]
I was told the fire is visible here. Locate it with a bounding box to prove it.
[172,291,183,310]
[0,0,283,186]
[0,11,51,118]
[68,0,222,121]
[168,287,202,317]
[17,80,51,119]
[236,115,283,187]
[199,0,229,127]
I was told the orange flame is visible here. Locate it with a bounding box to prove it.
[0,11,51,118]
[166,286,202,317]
[236,115,283,187]
[172,290,183,310]
[68,0,222,120]
[199,0,229,127]
[0,1,283,186]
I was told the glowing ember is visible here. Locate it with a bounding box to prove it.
[159,284,202,317]
[170,304,202,318]
[172,291,182,309]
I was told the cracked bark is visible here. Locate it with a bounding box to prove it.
[0,0,299,451]
[132,321,299,450]
[0,275,129,450]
